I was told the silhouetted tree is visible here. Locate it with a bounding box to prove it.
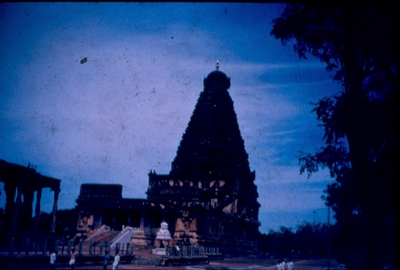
[0,208,4,230]
[271,4,396,270]
[258,226,294,259]
[258,222,331,260]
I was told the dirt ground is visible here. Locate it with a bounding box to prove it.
[50,258,338,270]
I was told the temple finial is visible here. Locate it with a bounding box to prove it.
[216,60,220,70]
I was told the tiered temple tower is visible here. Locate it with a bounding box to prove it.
[147,64,260,254]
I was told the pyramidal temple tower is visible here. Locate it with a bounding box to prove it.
[147,63,260,254]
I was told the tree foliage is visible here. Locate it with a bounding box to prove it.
[271,4,396,270]
[258,222,331,260]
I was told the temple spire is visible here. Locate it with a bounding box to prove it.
[171,68,250,179]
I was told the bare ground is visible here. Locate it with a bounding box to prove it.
[50,258,338,270]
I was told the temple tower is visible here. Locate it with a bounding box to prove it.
[147,64,260,254]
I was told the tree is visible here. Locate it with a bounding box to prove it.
[258,222,331,260]
[271,4,396,270]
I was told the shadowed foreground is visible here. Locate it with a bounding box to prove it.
[6,258,338,270]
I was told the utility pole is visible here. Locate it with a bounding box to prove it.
[327,184,331,270]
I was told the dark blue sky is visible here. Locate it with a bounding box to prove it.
[0,3,341,233]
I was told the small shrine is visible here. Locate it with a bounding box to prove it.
[152,222,172,255]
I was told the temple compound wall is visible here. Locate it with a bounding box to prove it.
[75,66,261,255]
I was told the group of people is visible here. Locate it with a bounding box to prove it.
[49,248,121,270]
[103,250,120,270]
[276,259,294,270]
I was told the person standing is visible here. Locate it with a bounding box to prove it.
[287,259,294,270]
[49,250,56,270]
[103,251,111,270]
[69,248,78,270]
[112,250,120,270]
[282,259,287,270]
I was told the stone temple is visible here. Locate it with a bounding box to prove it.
[76,65,260,254]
